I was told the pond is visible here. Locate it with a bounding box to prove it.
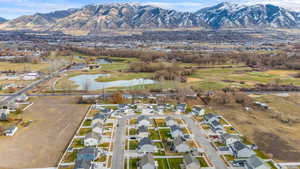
[95,58,112,64]
[69,74,155,90]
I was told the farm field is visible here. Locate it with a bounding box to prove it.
[0,96,89,169]
[209,93,300,161]
[0,62,50,73]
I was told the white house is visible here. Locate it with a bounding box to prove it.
[137,115,152,127]
[170,125,184,138]
[183,154,201,169]
[4,126,18,136]
[138,153,156,169]
[84,132,101,147]
[92,122,103,134]
[137,126,149,138]
[92,113,107,126]
[221,133,241,146]
[245,155,271,169]
[22,72,40,80]
[15,94,29,102]
[172,137,190,153]
[165,116,178,127]
[191,106,205,116]
[229,141,255,158]
[138,137,156,153]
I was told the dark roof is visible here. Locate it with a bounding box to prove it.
[246,155,266,168]
[77,147,98,161]
[211,120,221,127]
[193,106,203,112]
[138,126,148,133]
[138,137,153,147]
[232,141,247,151]
[74,159,91,169]
[93,113,107,120]
[204,113,218,120]
[173,137,185,146]
[170,125,181,132]
[183,154,198,165]
[139,153,155,167]
[137,115,150,122]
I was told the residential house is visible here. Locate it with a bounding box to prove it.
[221,133,241,146]
[175,104,187,113]
[183,154,201,169]
[92,122,103,134]
[138,137,156,153]
[0,109,9,121]
[22,72,40,80]
[170,125,184,138]
[208,120,224,133]
[4,126,18,136]
[74,159,92,169]
[191,106,205,116]
[165,116,178,127]
[137,115,152,127]
[245,155,271,169]
[172,137,190,153]
[229,141,255,158]
[137,126,149,138]
[203,113,219,123]
[84,132,101,147]
[138,153,156,169]
[142,108,155,115]
[92,113,107,126]
[77,147,99,161]
[15,93,29,102]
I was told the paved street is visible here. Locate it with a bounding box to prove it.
[183,116,228,169]
[111,116,127,169]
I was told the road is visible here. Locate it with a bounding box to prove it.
[0,65,69,106]
[183,116,228,169]
[111,116,127,169]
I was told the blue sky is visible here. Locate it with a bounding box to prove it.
[0,0,299,19]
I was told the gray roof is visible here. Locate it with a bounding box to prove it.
[4,126,17,133]
[222,133,240,141]
[93,113,107,120]
[74,159,91,169]
[246,155,268,169]
[165,116,173,121]
[139,153,155,167]
[183,154,199,166]
[77,147,98,161]
[92,122,103,129]
[138,137,153,147]
[138,126,148,133]
[170,125,181,132]
[232,141,248,151]
[173,137,185,146]
[85,132,101,141]
[137,115,150,123]
[204,113,217,120]
[210,120,221,127]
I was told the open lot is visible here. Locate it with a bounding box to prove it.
[0,62,50,73]
[0,96,88,169]
[209,93,300,161]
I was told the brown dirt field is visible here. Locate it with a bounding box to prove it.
[0,96,89,169]
[208,94,300,162]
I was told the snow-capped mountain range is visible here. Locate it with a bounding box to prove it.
[0,2,299,34]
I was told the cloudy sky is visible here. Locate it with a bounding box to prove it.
[1,0,300,19]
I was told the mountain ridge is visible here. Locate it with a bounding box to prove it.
[0,2,299,34]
